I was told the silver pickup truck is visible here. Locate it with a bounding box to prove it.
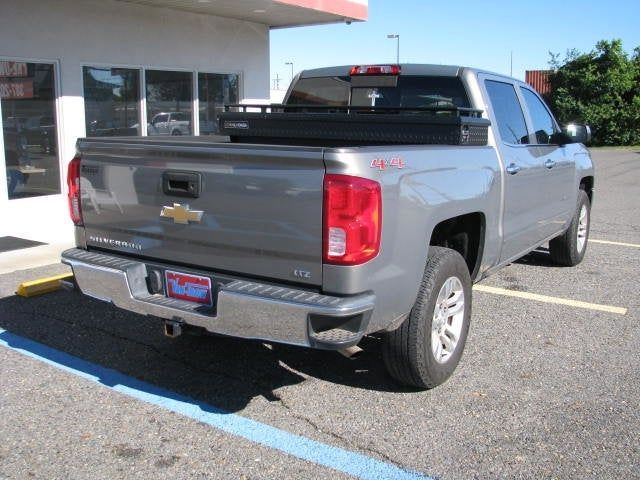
[62,64,594,389]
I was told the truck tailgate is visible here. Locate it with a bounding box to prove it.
[78,138,325,286]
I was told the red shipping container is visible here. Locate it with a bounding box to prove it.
[525,70,553,96]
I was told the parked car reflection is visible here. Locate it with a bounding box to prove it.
[147,112,191,136]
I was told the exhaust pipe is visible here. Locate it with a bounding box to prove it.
[338,345,363,359]
[164,320,183,338]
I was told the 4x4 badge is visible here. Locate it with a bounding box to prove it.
[160,203,203,224]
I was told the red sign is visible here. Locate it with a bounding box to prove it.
[0,61,28,78]
[0,78,34,99]
[277,0,368,20]
[165,270,213,306]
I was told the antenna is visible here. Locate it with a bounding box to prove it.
[510,51,513,77]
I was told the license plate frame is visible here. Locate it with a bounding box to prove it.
[164,270,213,307]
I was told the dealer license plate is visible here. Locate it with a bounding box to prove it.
[165,270,213,306]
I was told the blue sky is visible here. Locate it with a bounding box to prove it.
[270,0,640,88]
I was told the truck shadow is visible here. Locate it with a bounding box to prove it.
[514,247,557,267]
[0,291,405,414]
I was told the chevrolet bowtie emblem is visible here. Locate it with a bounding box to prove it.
[160,203,204,224]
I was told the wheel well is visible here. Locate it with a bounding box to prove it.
[580,176,594,203]
[429,213,485,280]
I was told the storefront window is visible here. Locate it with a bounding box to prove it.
[83,66,140,137]
[198,73,239,135]
[146,70,192,136]
[1,61,60,199]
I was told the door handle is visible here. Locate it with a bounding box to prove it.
[506,163,521,175]
[162,170,201,198]
[544,159,556,169]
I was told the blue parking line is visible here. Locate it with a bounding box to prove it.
[0,328,432,480]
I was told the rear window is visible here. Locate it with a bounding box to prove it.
[286,75,470,111]
[286,76,351,106]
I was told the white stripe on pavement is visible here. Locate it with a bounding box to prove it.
[589,239,640,248]
[473,284,627,315]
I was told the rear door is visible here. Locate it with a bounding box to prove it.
[481,76,553,263]
[78,139,325,286]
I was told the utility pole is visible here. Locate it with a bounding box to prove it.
[285,62,294,81]
[273,73,281,90]
[387,34,400,64]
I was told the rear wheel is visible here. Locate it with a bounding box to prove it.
[382,246,472,389]
[549,190,590,266]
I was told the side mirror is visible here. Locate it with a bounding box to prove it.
[561,123,592,145]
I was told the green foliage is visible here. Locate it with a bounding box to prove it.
[547,39,640,146]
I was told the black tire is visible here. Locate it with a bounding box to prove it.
[382,246,472,389]
[549,190,590,267]
[171,129,182,136]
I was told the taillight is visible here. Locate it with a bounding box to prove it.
[323,174,381,265]
[350,65,401,76]
[67,155,82,225]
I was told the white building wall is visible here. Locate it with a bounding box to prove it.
[0,0,269,243]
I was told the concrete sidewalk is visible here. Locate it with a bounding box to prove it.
[0,241,73,275]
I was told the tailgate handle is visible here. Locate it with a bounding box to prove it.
[162,171,201,198]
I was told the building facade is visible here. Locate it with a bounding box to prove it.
[0,0,367,245]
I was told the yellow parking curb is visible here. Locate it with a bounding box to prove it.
[16,273,75,298]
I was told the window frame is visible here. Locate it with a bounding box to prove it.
[144,68,194,136]
[81,65,143,137]
[197,71,242,135]
[80,62,243,137]
[0,55,64,201]
[482,77,533,147]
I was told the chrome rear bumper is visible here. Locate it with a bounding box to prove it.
[62,248,374,349]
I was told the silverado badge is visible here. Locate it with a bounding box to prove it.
[160,203,204,225]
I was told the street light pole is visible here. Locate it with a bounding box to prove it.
[285,62,294,81]
[387,34,400,64]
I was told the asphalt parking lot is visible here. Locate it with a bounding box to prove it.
[1,148,638,480]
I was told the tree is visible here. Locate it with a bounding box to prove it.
[547,39,640,146]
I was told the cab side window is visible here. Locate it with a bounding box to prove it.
[520,87,558,144]
[485,80,529,145]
